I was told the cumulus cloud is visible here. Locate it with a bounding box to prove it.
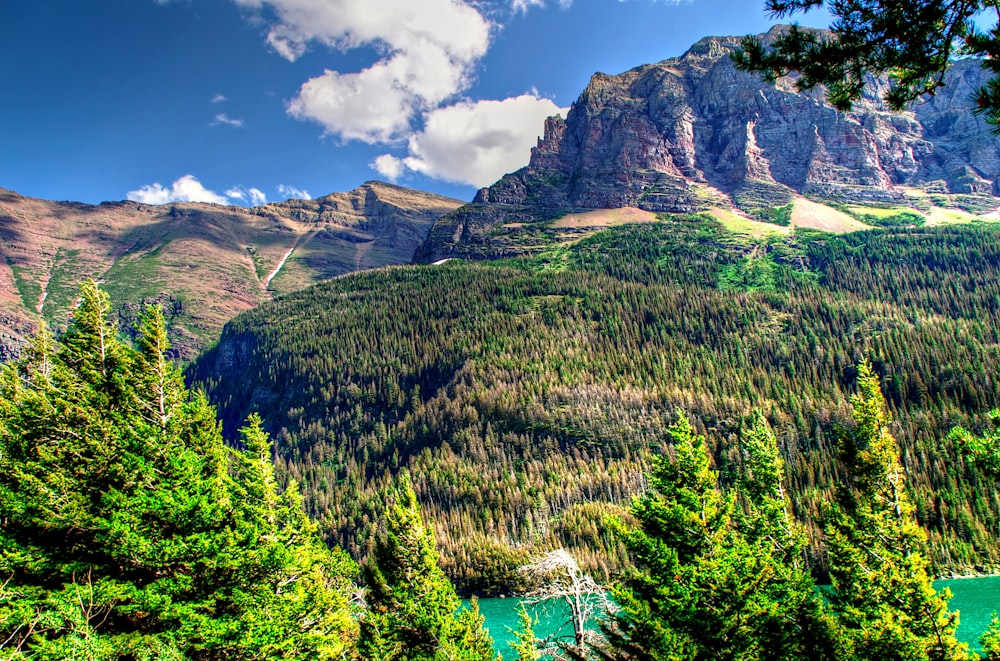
[213,113,245,128]
[226,186,268,206]
[211,93,228,103]
[373,94,565,188]
[235,0,491,143]
[277,184,311,200]
[287,61,416,143]
[371,154,406,181]
[127,175,230,205]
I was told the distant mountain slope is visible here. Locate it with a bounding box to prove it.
[0,182,462,360]
[191,217,1000,593]
[418,28,1000,261]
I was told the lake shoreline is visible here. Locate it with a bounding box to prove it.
[469,576,1000,658]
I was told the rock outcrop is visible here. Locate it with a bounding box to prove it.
[418,28,1000,261]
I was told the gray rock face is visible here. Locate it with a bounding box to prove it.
[418,28,1000,261]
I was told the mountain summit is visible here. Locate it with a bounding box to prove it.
[418,28,1000,261]
[0,181,461,360]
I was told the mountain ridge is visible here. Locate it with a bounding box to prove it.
[418,28,1000,262]
[0,180,462,360]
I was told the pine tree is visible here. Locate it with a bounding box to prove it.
[603,413,833,661]
[0,280,356,660]
[733,0,1000,129]
[736,411,836,660]
[981,615,1000,661]
[950,410,1000,477]
[358,472,497,661]
[509,605,540,661]
[825,362,969,661]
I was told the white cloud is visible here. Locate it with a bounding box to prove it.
[211,93,228,103]
[277,184,311,200]
[212,113,245,128]
[373,94,566,188]
[127,175,230,205]
[236,0,491,143]
[247,187,267,205]
[372,154,406,181]
[226,186,268,206]
[512,0,572,13]
[287,61,416,143]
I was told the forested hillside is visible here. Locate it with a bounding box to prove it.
[190,216,1000,593]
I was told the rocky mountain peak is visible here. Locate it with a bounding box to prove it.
[419,28,1000,262]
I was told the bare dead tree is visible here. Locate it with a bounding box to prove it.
[518,549,615,659]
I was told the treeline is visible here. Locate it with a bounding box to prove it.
[598,364,1000,661]
[4,281,1000,660]
[0,282,497,660]
[189,217,1000,591]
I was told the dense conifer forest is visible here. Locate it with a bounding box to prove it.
[4,221,1000,657]
[0,283,496,659]
[189,215,1000,593]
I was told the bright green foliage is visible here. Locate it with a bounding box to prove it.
[950,411,1000,477]
[981,614,1000,661]
[358,473,497,661]
[508,605,539,661]
[0,280,356,660]
[733,1,1000,129]
[825,362,968,661]
[735,411,836,658]
[604,414,831,660]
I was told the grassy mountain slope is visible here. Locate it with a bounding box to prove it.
[0,182,462,360]
[190,215,1000,593]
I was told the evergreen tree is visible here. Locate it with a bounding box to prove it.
[508,605,540,661]
[358,472,497,661]
[950,410,1000,477]
[603,413,830,661]
[0,280,356,660]
[981,615,1000,661]
[825,362,969,661]
[736,411,836,660]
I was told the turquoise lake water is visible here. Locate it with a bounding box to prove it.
[470,575,1000,658]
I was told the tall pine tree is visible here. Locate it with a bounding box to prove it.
[0,280,356,660]
[603,413,831,660]
[358,472,497,661]
[825,362,969,661]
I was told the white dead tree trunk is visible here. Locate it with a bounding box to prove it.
[518,549,615,658]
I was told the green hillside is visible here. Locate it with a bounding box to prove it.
[189,214,1000,594]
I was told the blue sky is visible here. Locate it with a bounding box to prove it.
[1,0,830,206]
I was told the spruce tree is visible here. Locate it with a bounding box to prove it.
[736,411,836,660]
[825,362,969,661]
[358,472,497,661]
[604,413,831,661]
[0,280,356,660]
[950,411,1000,477]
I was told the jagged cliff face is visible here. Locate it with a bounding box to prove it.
[0,181,461,360]
[419,30,1000,261]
